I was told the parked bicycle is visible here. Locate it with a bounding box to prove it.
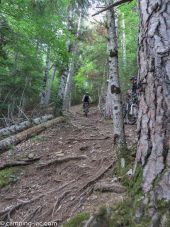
[123,93,138,125]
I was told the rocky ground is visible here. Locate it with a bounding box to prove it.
[0,105,137,226]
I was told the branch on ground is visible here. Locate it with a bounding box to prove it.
[0,157,41,171]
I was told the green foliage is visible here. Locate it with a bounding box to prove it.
[0,168,16,188]
[72,26,107,104]
[0,0,70,117]
[118,0,139,92]
[64,212,90,227]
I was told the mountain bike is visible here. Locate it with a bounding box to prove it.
[123,94,138,125]
[83,102,89,117]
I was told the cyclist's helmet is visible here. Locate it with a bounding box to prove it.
[130,76,137,82]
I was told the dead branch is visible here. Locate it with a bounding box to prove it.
[37,155,87,169]
[84,216,95,227]
[0,194,44,221]
[92,0,133,16]
[0,157,41,171]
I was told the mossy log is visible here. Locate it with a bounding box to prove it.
[0,117,65,153]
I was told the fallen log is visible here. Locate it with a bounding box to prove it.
[0,117,65,153]
[0,157,41,171]
[0,114,53,138]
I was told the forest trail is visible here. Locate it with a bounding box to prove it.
[0,105,137,226]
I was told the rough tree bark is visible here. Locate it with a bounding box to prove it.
[136,0,170,204]
[107,5,126,145]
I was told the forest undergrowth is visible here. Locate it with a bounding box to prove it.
[0,105,137,226]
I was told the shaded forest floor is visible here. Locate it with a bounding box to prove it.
[0,105,137,226]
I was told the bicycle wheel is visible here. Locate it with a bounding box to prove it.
[128,104,138,125]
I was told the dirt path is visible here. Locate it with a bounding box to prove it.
[0,106,137,226]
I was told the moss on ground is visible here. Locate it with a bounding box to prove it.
[64,212,90,227]
[0,168,16,188]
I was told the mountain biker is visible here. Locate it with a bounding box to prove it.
[130,76,138,104]
[123,76,139,124]
[82,92,92,108]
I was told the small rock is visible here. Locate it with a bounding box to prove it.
[134,207,143,223]
[80,146,89,151]
[91,195,98,200]
[127,169,133,176]
[95,146,101,149]
[121,158,125,168]
[111,177,118,182]
[73,141,78,144]
[28,153,35,159]
[151,212,160,227]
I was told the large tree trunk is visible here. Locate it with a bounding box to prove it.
[107,7,126,145]
[121,12,126,66]
[63,58,75,111]
[136,0,170,202]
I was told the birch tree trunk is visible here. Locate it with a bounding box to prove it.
[136,0,170,202]
[99,61,108,118]
[121,13,126,66]
[63,59,75,111]
[40,47,50,106]
[107,7,126,145]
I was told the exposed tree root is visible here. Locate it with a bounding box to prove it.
[94,182,125,193]
[48,161,114,222]
[37,155,87,169]
[84,216,95,227]
[0,194,44,221]
[68,136,110,142]
[0,157,41,170]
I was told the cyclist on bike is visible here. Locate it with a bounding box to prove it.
[82,92,92,108]
[130,76,138,103]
